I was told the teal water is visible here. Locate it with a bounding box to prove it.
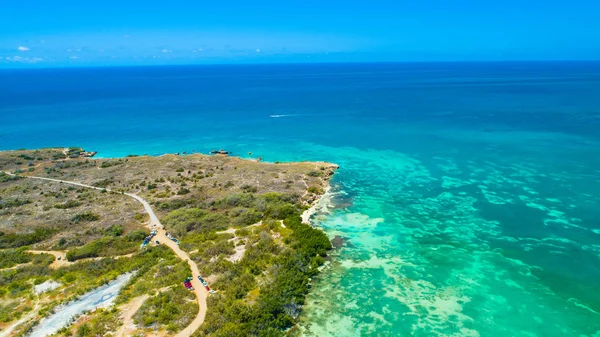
[1,62,600,336]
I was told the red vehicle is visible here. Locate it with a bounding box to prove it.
[204,285,210,291]
[184,281,194,290]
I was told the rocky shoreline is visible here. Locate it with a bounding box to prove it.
[301,163,338,224]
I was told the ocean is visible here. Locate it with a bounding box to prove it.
[1,62,600,336]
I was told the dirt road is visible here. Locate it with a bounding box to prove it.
[4,172,208,336]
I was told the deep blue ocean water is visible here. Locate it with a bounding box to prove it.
[2,62,600,336]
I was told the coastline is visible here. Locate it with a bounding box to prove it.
[302,185,334,225]
[301,162,339,224]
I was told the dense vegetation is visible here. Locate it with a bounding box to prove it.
[0,248,32,268]
[183,192,333,337]
[162,192,300,238]
[56,247,198,337]
[0,228,56,248]
[135,287,198,332]
[65,232,141,261]
[72,308,120,337]
[0,246,188,336]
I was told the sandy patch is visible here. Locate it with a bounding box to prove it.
[34,280,62,294]
[114,294,149,337]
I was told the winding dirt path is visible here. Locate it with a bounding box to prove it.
[3,172,208,336]
[26,250,69,268]
[114,294,149,337]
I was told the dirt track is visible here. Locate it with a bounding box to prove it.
[4,172,208,336]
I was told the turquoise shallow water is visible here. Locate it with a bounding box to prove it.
[1,62,600,336]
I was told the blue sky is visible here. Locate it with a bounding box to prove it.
[1,0,599,67]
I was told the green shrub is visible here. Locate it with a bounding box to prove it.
[18,154,34,160]
[306,170,322,177]
[307,186,322,194]
[0,172,20,183]
[77,323,91,337]
[0,302,20,323]
[100,161,122,168]
[230,208,262,227]
[240,184,258,193]
[0,197,31,209]
[92,178,113,188]
[105,224,124,237]
[126,230,147,242]
[71,212,100,223]
[0,249,33,268]
[53,200,82,209]
[155,199,194,211]
[177,188,190,195]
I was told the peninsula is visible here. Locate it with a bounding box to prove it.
[0,148,337,337]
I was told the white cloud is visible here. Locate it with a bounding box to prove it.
[161,49,171,53]
[69,55,79,59]
[17,46,29,51]
[5,56,43,63]
[256,48,260,53]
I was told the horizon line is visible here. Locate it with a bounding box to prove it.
[1,59,600,71]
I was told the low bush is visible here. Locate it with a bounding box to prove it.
[307,186,323,194]
[53,200,82,209]
[0,249,32,269]
[125,230,147,242]
[71,212,100,223]
[100,160,122,168]
[92,178,113,188]
[306,170,322,177]
[105,224,124,237]
[0,197,31,209]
